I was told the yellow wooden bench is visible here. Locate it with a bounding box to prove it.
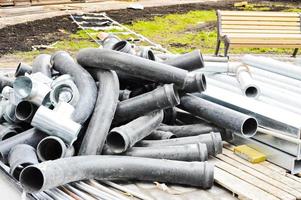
[215,10,301,57]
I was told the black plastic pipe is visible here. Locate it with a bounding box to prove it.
[114,84,179,124]
[180,94,258,137]
[77,48,206,93]
[78,69,119,155]
[37,136,74,161]
[8,144,38,180]
[51,51,97,124]
[163,50,204,71]
[107,110,164,153]
[20,155,214,193]
[137,132,222,156]
[175,110,206,124]
[0,128,46,164]
[162,107,177,125]
[158,124,220,137]
[15,63,32,77]
[32,54,52,77]
[15,101,37,123]
[145,130,176,140]
[104,143,208,161]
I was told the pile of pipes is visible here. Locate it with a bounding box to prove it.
[0,34,260,198]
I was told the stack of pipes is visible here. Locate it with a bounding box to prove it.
[0,34,260,199]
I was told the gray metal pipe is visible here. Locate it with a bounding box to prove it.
[0,123,21,141]
[114,84,179,124]
[162,107,177,125]
[78,69,119,155]
[8,144,38,180]
[0,128,46,164]
[163,50,204,71]
[145,130,176,140]
[112,40,134,54]
[3,104,19,124]
[37,136,74,161]
[0,75,13,91]
[32,54,52,77]
[76,48,206,93]
[137,132,222,156]
[102,34,121,49]
[236,66,260,98]
[180,94,258,137]
[15,101,37,123]
[15,63,32,77]
[118,89,131,101]
[107,110,163,153]
[104,143,208,161]
[51,51,97,124]
[137,47,156,61]
[158,124,220,137]
[20,155,214,193]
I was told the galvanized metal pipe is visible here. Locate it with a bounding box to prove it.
[32,54,52,77]
[15,101,37,123]
[20,156,214,192]
[15,63,32,77]
[0,123,20,141]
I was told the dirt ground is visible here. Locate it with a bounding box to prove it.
[0,0,299,56]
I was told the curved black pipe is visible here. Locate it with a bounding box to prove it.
[51,51,97,124]
[8,144,38,180]
[0,128,46,164]
[180,94,258,137]
[114,84,179,124]
[78,69,119,155]
[104,143,208,161]
[32,54,52,77]
[77,48,206,93]
[20,155,214,193]
[158,124,220,137]
[145,130,176,140]
[137,132,222,156]
[107,110,163,153]
[15,63,32,77]
[15,101,37,123]
[0,76,13,91]
[163,50,204,71]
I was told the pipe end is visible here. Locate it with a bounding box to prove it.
[112,41,133,54]
[211,132,223,155]
[20,165,44,193]
[37,136,66,161]
[241,118,258,138]
[202,161,214,189]
[244,85,260,98]
[13,76,33,99]
[184,73,206,93]
[197,143,208,161]
[163,84,180,106]
[15,101,35,122]
[107,130,128,154]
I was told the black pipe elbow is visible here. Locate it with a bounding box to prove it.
[15,63,32,77]
[51,51,97,124]
[163,50,204,71]
[32,54,52,77]
[76,48,206,93]
[20,155,214,193]
[78,69,119,155]
[107,110,164,153]
[114,84,179,124]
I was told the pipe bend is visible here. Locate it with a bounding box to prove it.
[32,54,52,77]
[51,51,97,124]
[20,156,214,193]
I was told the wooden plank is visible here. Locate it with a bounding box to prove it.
[230,40,301,44]
[220,11,299,17]
[222,21,300,26]
[221,25,300,30]
[222,30,301,34]
[217,153,301,198]
[222,16,300,22]
[226,34,301,38]
[222,148,301,190]
[231,44,301,48]
[214,167,280,200]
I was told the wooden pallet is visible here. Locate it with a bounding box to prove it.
[213,143,301,200]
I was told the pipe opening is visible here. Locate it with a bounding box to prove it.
[112,41,129,52]
[53,85,73,103]
[169,134,177,139]
[245,86,258,98]
[13,76,32,98]
[38,138,64,161]
[20,166,44,192]
[2,131,18,140]
[106,131,126,153]
[201,74,207,91]
[241,118,258,137]
[147,50,156,61]
[15,101,34,121]
[12,163,31,180]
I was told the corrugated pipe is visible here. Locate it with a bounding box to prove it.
[0,128,46,164]
[114,84,179,124]
[180,94,258,137]
[137,132,222,156]
[20,155,214,192]
[158,124,220,137]
[76,48,206,93]
[0,123,21,141]
[15,101,37,123]
[107,110,163,153]
[37,136,74,161]
[32,54,52,77]
[8,144,38,180]
[78,69,119,155]
[163,50,204,71]
[15,63,32,77]
[103,143,208,161]
[145,130,176,140]
[51,51,97,124]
